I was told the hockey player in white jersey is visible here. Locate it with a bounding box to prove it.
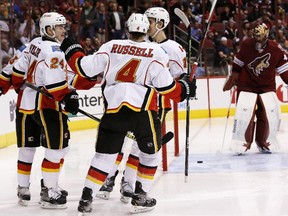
[0,44,45,207]
[60,13,196,214]
[12,12,79,209]
[96,7,189,204]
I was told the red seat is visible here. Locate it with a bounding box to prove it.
[204,39,215,49]
[226,39,234,49]
[211,22,225,34]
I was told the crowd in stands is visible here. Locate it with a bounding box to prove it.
[1,0,288,76]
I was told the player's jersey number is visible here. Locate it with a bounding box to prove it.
[115,58,141,82]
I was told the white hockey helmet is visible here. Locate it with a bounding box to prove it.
[145,7,170,29]
[126,13,149,33]
[39,12,66,39]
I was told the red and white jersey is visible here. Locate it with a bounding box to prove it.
[161,39,187,78]
[68,39,183,113]
[0,44,28,94]
[13,37,71,113]
[159,39,187,109]
[233,38,288,93]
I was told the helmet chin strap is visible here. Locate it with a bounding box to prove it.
[151,24,164,39]
[49,26,62,43]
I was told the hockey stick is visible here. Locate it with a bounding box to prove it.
[174,7,192,182]
[221,87,234,153]
[25,81,101,122]
[174,1,217,182]
[25,82,174,144]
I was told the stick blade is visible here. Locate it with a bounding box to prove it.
[174,8,190,28]
[162,131,174,145]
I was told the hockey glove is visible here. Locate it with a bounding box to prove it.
[60,37,84,61]
[178,74,197,101]
[62,91,79,115]
[0,87,3,96]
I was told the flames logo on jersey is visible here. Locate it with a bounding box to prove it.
[248,53,271,76]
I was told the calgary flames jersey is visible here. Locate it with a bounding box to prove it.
[13,37,71,113]
[233,38,288,93]
[159,39,187,109]
[68,39,183,113]
[0,44,28,94]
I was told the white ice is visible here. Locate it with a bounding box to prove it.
[1,115,288,216]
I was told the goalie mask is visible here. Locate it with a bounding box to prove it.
[253,23,269,52]
[126,13,149,33]
[39,12,67,43]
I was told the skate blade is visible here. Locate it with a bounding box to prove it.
[18,199,29,207]
[129,205,155,214]
[40,201,67,209]
[120,195,131,204]
[78,212,91,216]
[96,191,110,200]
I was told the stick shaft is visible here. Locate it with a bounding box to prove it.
[25,82,101,122]
[221,88,234,152]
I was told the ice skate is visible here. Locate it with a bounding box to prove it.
[57,183,68,196]
[120,177,133,204]
[17,185,31,206]
[78,187,93,216]
[96,171,118,200]
[257,145,271,154]
[40,179,67,209]
[130,181,156,214]
[257,142,272,154]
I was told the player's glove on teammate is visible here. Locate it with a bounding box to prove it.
[62,91,79,115]
[60,37,84,61]
[178,74,197,101]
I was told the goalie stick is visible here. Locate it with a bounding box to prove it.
[25,82,174,145]
[174,0,217,182]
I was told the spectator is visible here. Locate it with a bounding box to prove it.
[0,20,9,40]
[31,7,43,37]
[220,5,234,24]
[247,4,261,22]
[270,19,287,41]
[215,36,234,75]
[92,36,101,51]
[79,0,98,40]
[95,2,106,44]
[191,21,202,42]
[82,37,96,55]
[0,2,9,21]
[17,15,36,45]
[108,2,126,40]
[1,38,16,59]
[224,19,239,41]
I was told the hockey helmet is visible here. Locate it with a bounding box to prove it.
[145,7,170,29]
[253,23,269,51]
[39,12,66,40]
[126,13,149,33]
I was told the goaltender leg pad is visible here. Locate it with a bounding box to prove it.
[259,92,281,146]
[232,91,257,142]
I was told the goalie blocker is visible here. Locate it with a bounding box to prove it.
[231,91,281,154]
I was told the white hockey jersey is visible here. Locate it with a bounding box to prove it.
[0,44,28,94]
[69,39,183,113]
[160,39,187,78]
[13,37,71,113]
[158,39,187,109]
